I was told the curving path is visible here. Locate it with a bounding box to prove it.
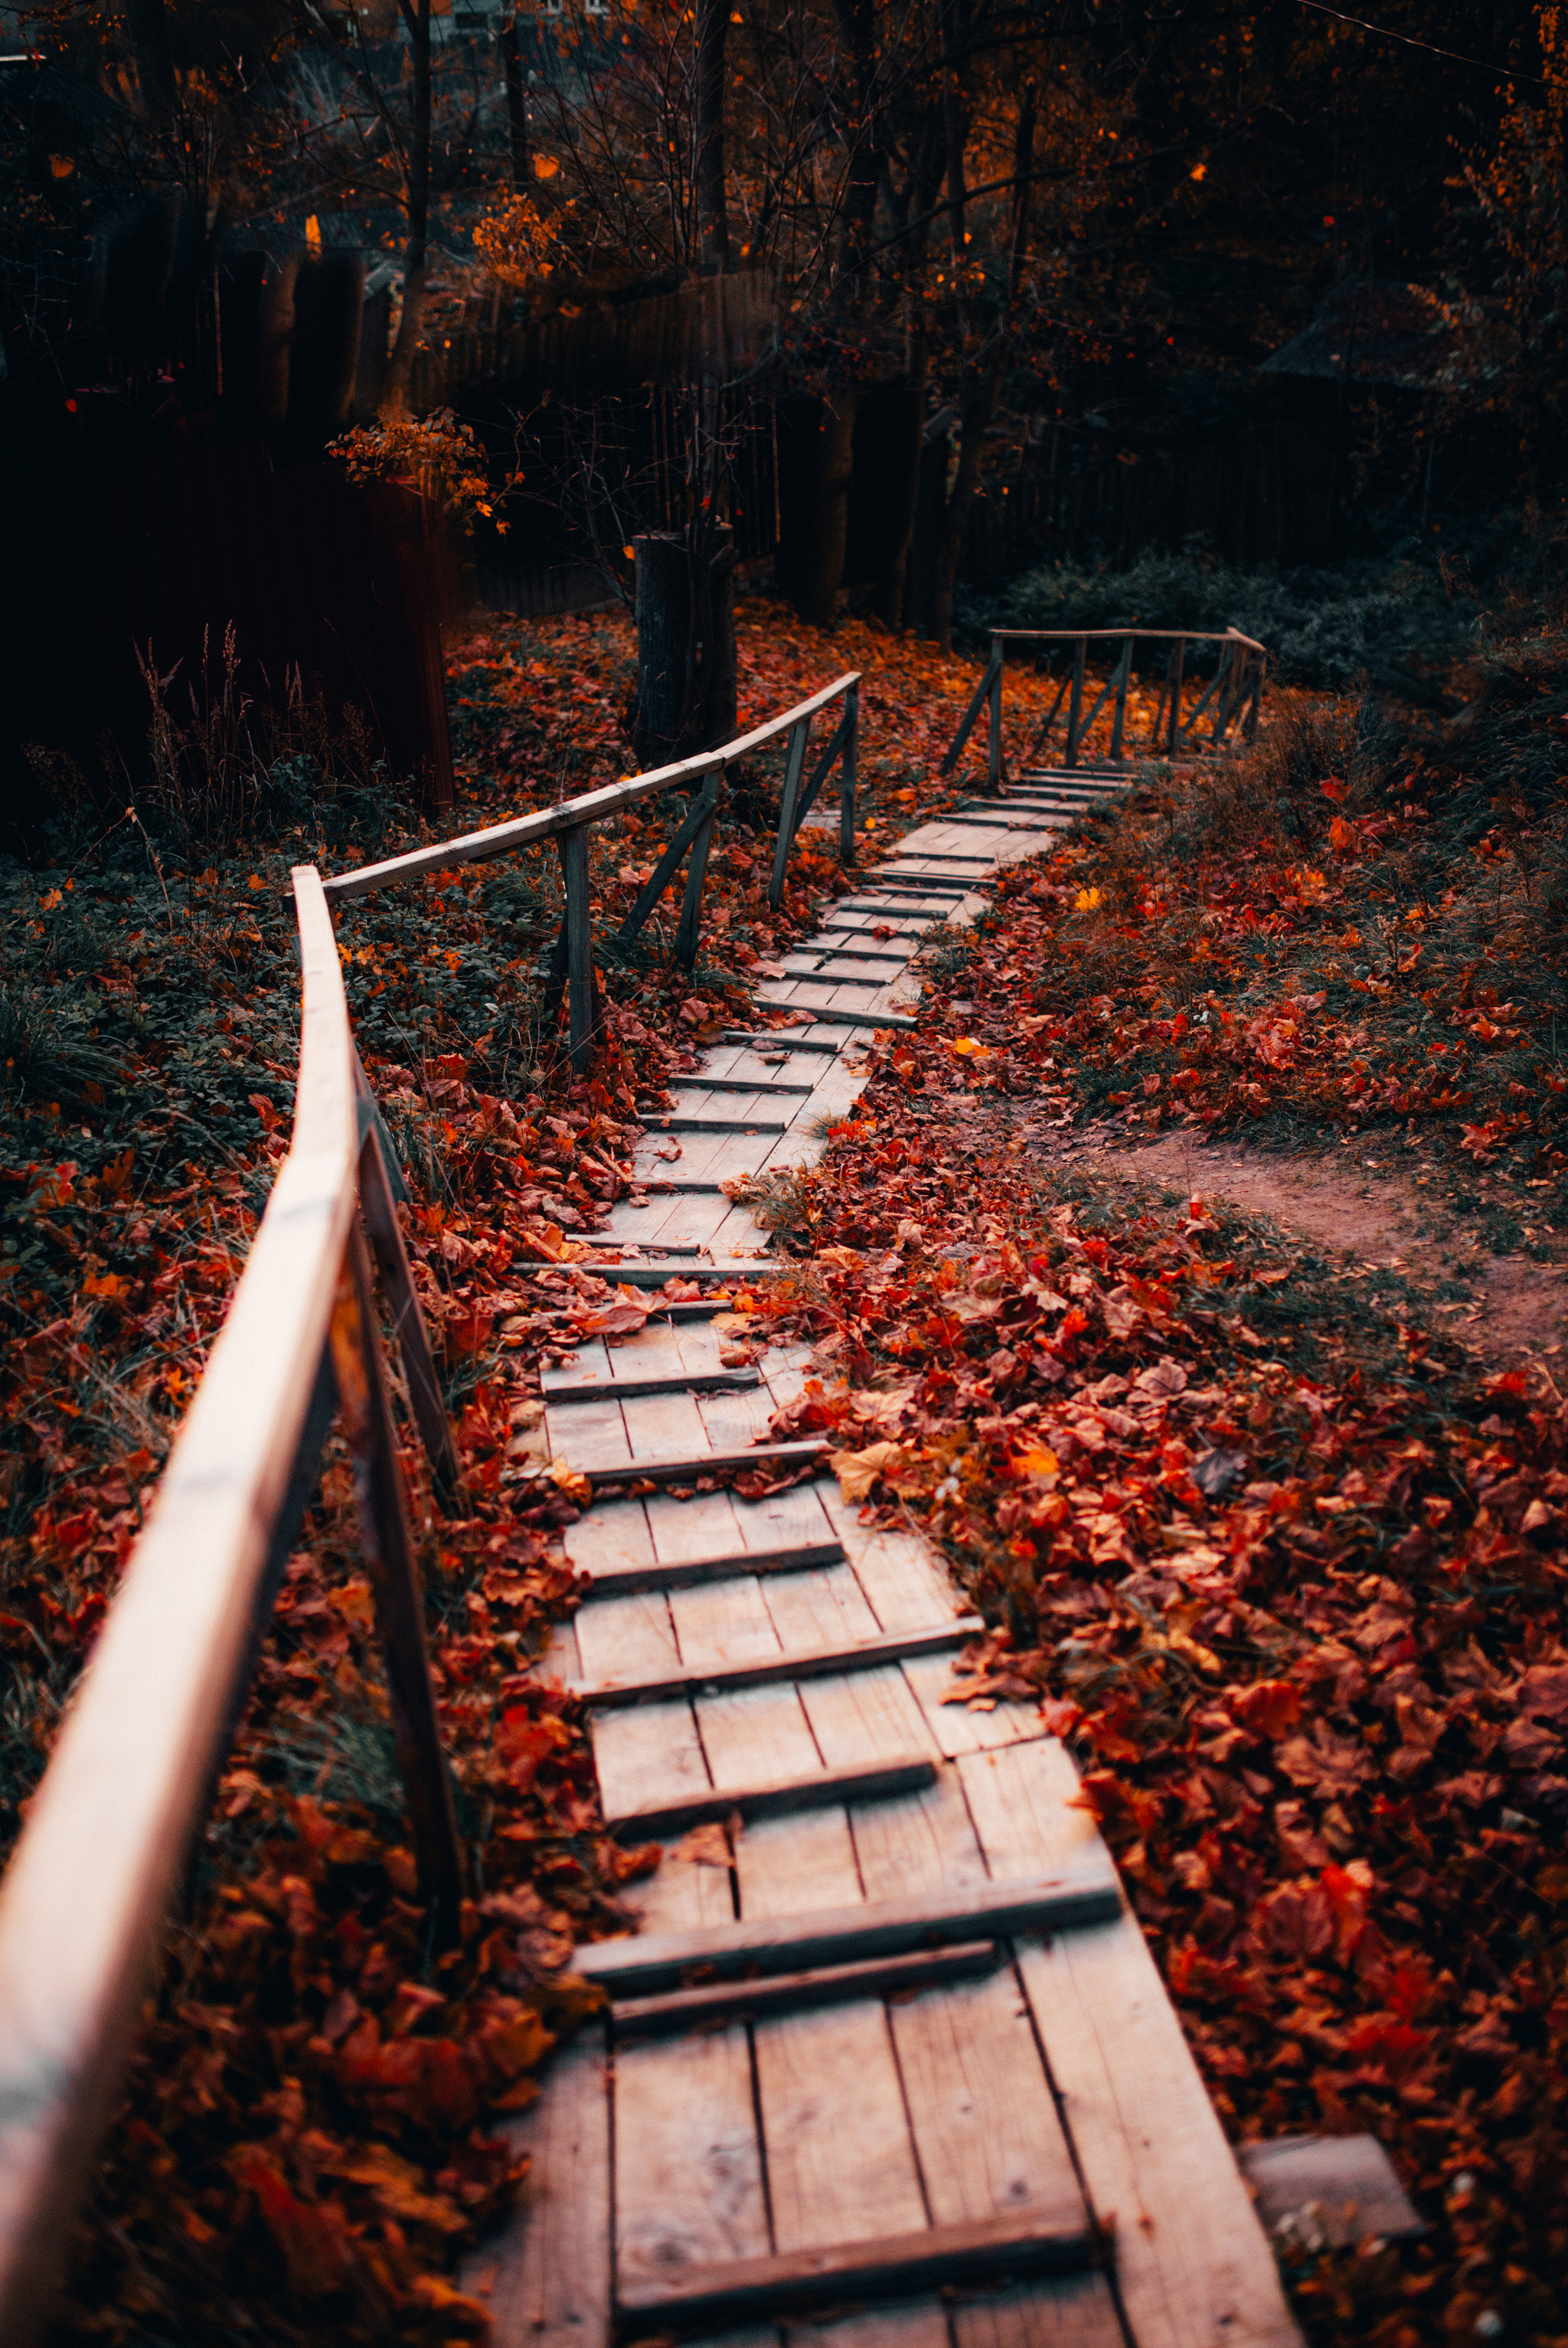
[462,769,1305,2348]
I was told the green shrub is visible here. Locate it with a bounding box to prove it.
[960,542,1478,690]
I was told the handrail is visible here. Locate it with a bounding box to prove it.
[0,661,874,2339]
[323,670,861,905]
[986,625,1269,655]
[0,870,465,2346]
[323,669,864,1076]
[941,625,1268,785]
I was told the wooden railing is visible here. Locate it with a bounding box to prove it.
[0,869,470,2344]
[325,670,861,1073]
[940,626,1268,788]
[0,671,864,2343]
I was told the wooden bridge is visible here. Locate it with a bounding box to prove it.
[462,762,1305,2348]
[0,664,1416,2344]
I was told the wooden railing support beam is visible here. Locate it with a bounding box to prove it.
[986,651,1003,795]
[768,719,811,910]
[356,1124,462,1507]
[839,682,858,865]
[674,778,719,971]
[1064,635,1086,767]
[558,825,594,1073]
[329,1225,465,1947]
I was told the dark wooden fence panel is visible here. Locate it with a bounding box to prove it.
[0,436,453,831]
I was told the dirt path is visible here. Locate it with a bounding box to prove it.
[1019,1114,1568,1366]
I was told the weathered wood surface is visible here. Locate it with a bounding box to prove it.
[469,800,1299,2348]
[325,670,861,902]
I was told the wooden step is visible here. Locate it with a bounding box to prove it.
[721,1028,843,1053]
[577,1536,844,1597]
[614,2202,1096,2339]
[611,1938,1001,2039]
[578,1436,828,1488]
[667,1074,815,1093]
[572,1616,981,1706]
[544,1367,760,1404]
[756,999,918,1031]
[571,1861,1123,1995]
[605,1751,936,1839]
[567,1259,781,1285]
[647,1115,790,1134]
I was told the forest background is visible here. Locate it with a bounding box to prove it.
[8,5,1568,2348]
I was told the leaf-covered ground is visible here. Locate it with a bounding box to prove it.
[733,647,1568,2348]
[1,600,1041,2344]
[8,597,1563,2345]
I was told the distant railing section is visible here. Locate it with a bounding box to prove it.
[0,670,864,2342]
[940,627,1268,788]
[325,670,861,1073]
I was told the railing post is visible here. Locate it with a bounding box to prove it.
[1166,638,1186,758]
[986,645,1003,795]
[1065,635,1086,767]
[328,1223,464,1948]
[769,718,810,909]
[1245,653,1265,739]
[674,775,720,970]
[1110,635,1131,762]
[357,1123,462,1505]
[839,683,858,865]
[557,824,593,1073]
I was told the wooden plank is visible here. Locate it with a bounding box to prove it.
[614,2026,769,2299]
[1237,2134,1423,2248]
[573,1618,982,1707]
[752,1997,929,2252]
[615,2203,1096,2337]
[0,864,361,2347]
[547,1369,762,1403]
[575,1540,845,1599]
[606,1754,936,1840]
[573,1592,681,1689]
[567,1259,786,1285]
[325,669,861,901]
[570,1867,1122,1997]
[577,1438,828,1488]
[612,1942,1001,2039]
[620,1388,710,1461]
[564,1495,658,1585]
[459,2031,611,2348]
[900,1648,1044,1756]
[544,1394,631,1473]
[957,1739,1305,2348]
[590,1700,710,1830]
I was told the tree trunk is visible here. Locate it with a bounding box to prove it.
[127,0,178,122]
[634,525,736,764]
[832,0,880,290]
[929,374,994,652]
[872,328,926,628]
[382,0,432,417]
[929,84,1035,651]
[695,0,730,270]
[790,392,858,629]
[501,17,529,188]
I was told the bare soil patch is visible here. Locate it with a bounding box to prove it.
[1019,1114,1568,1367]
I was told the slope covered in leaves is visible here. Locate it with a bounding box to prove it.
[734,660,1568,2346]
[1,606,1044,2342]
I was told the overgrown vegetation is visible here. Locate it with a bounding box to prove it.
[964,541,1482,691]
[932,630,1568,1241]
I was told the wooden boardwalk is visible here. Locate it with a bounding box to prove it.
[465,772,1302,2348]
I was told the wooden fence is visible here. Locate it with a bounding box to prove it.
[940,625,1268,788]
[325,670,862,1071]
[0,670,860,2343]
